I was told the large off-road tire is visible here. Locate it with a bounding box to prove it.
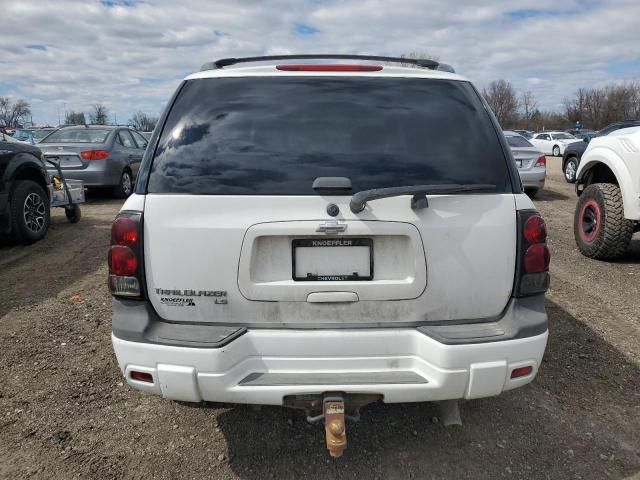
[113,169,133,199]
[10,180,50,245]
[574,183,633,259]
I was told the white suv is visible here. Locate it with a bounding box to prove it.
[109,55,549,455]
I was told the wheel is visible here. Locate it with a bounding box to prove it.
[574,183,633,259]
[552,145,560,157]
[564,157,578,183]
[113,169,133,199]
[65,204,81,223]
[10,180,50,244]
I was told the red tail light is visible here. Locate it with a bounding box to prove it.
[111,217,139,245]
[514,211,550,297]
[108,246,138,276]
[535,155,546,168]
[523,215,547,244]
[108,212,143,297]
[81,149,110,160]
[524,244,550,273]
[276,64,383,72]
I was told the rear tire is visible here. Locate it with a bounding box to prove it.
[564,157,578,183]
[574,183,633,259]
[113,169,133,199]
[552,145,560,157]
[10,180,50,245]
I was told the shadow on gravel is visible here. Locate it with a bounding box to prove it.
[215,300,640,480]
[535,187,571,202]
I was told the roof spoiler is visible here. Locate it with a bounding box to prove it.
[200,54,454,73]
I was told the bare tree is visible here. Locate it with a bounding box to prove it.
[563,82,640,130]
[128,111,158,131]
[65,110,86,125]
[0,97,31,127]
[519,91,538,129]
[399,51,440,68]
[482,80,519,127]
[90,103,109,125]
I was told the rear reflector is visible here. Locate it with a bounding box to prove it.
[276,64,383,72]
[130,371,153,383]
[510,366,533,379]
[80,149,110,160]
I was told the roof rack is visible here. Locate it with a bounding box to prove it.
[200,54,453,72]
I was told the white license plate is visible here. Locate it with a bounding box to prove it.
[49,155,83,168]
[292,238,373,281]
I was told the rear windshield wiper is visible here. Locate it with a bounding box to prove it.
[349,184,497,213]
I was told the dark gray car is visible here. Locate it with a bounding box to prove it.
[39,125,149,198]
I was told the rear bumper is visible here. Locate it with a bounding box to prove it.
[111,297,548,405]
[112,329,547,404]
[46,162,121,187]
[518,168,546,190]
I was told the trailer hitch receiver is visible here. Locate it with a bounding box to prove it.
[323,396,347,458]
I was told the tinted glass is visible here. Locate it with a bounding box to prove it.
[41,129,110,143]
[505,135,533,148]
[148,77,511,195]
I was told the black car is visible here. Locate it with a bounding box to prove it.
[562,120,640,183]
[0,131,50,244]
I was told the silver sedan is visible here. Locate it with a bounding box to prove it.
[503,131,546,197]
[39,126,149,198]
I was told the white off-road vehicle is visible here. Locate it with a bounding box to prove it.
[109,55,550,456]
[574,127,640,259]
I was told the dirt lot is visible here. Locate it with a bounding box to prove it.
[1,159,639,479]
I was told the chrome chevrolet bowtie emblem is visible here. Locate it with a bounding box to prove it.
[316,220,348,234]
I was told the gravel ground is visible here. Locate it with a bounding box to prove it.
[1,160,639,479]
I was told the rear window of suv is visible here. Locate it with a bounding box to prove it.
[148,77,512,195]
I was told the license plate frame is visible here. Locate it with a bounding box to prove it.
[47,155,83,168]
[292,238,374,281]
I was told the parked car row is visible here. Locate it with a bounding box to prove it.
[39,125,149,198]
[562,120,640,182]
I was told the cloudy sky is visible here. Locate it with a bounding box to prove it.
[1,0,639,126]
